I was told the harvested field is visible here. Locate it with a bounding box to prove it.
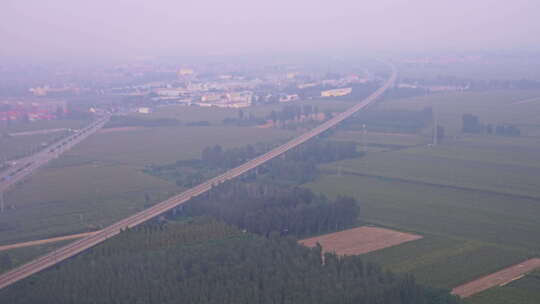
[452,258,540,298]
[299,226,422,256]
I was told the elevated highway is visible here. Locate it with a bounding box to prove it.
[0,115,111,195]
[0,63,396,290]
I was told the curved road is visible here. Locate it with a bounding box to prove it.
[0,64,396,290]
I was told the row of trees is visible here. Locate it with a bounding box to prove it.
[147,139,361,187]
[0,218,461,304]
[178,182,360,237]
[260,140,361,184]
[462,114,521,136]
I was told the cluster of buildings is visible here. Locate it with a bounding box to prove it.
[121,67,372,108]
[321,88,353,97]
[10,62,377,114]
[29,86,83,97]
[0,100,67,122]
[397,82,470,92]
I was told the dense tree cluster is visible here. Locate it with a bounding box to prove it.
[267,104,320,125]
[0,219,462,304]
[146,139,361,187]
[462,114,521,136]
[179,182,360,237]
[261,140,361,183]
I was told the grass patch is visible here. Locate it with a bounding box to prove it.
[0,132,69,160]
[56,125,297,167]
[2,119,89,133]
[376,89,540,136]
[1,124,298,244]
[321,137,540,199]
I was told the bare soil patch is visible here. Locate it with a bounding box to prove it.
[451,258,540,298]
[299,226,422,256]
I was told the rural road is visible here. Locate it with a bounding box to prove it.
[452,258,540,298]
[0,115,110,195]
[0,63,397,290]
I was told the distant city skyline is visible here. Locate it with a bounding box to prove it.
[1,0,539,61]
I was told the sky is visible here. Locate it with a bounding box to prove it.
[1,0,539,61]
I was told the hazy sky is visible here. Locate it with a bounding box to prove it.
[1,0,539,60]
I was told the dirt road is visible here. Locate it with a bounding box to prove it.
[452,258,540,298]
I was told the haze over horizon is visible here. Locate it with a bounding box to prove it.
[1,0,539,62]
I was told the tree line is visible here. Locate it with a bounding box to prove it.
[146,139,361,187]
[462,114,521,136]
[177,181,360,237]
[0,218,462,304]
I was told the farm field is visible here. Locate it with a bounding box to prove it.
[306,90,540,294]
[376,89,540,136]
[0,163,179,245]
[1,132,69,161]
[330,130,428,150]
[397,60,540,82]
[1,119,90,134]
[0,123,298,246]
[299,226,422,256]
[320,137,540,199]
[465,270,540,304]
[305,173,538,287]
[58,125,298,167]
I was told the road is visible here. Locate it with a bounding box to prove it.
[0,115,111,195]
[0,232,98,252]
[452,258,540,298]
[0,64,396,290]
[8,128,68,137]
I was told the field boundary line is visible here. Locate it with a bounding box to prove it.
[329,170,540,202]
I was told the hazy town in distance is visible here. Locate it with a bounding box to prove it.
[1,1,540,303]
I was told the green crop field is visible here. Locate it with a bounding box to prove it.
[306,90,540,293]
[306,169,540,289]
[1,119,90,133]
[0,164,179,245]
[63,125,297,167]
[0,132,68,161]
[0,124,298,246]
[376,89,540,136]
[320,138,540,199]
[330,130,429,152]
[397,60,540,81]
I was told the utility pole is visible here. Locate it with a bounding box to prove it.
[361,124,367,153]
[0,191,4,214]
[432,103,438,146]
